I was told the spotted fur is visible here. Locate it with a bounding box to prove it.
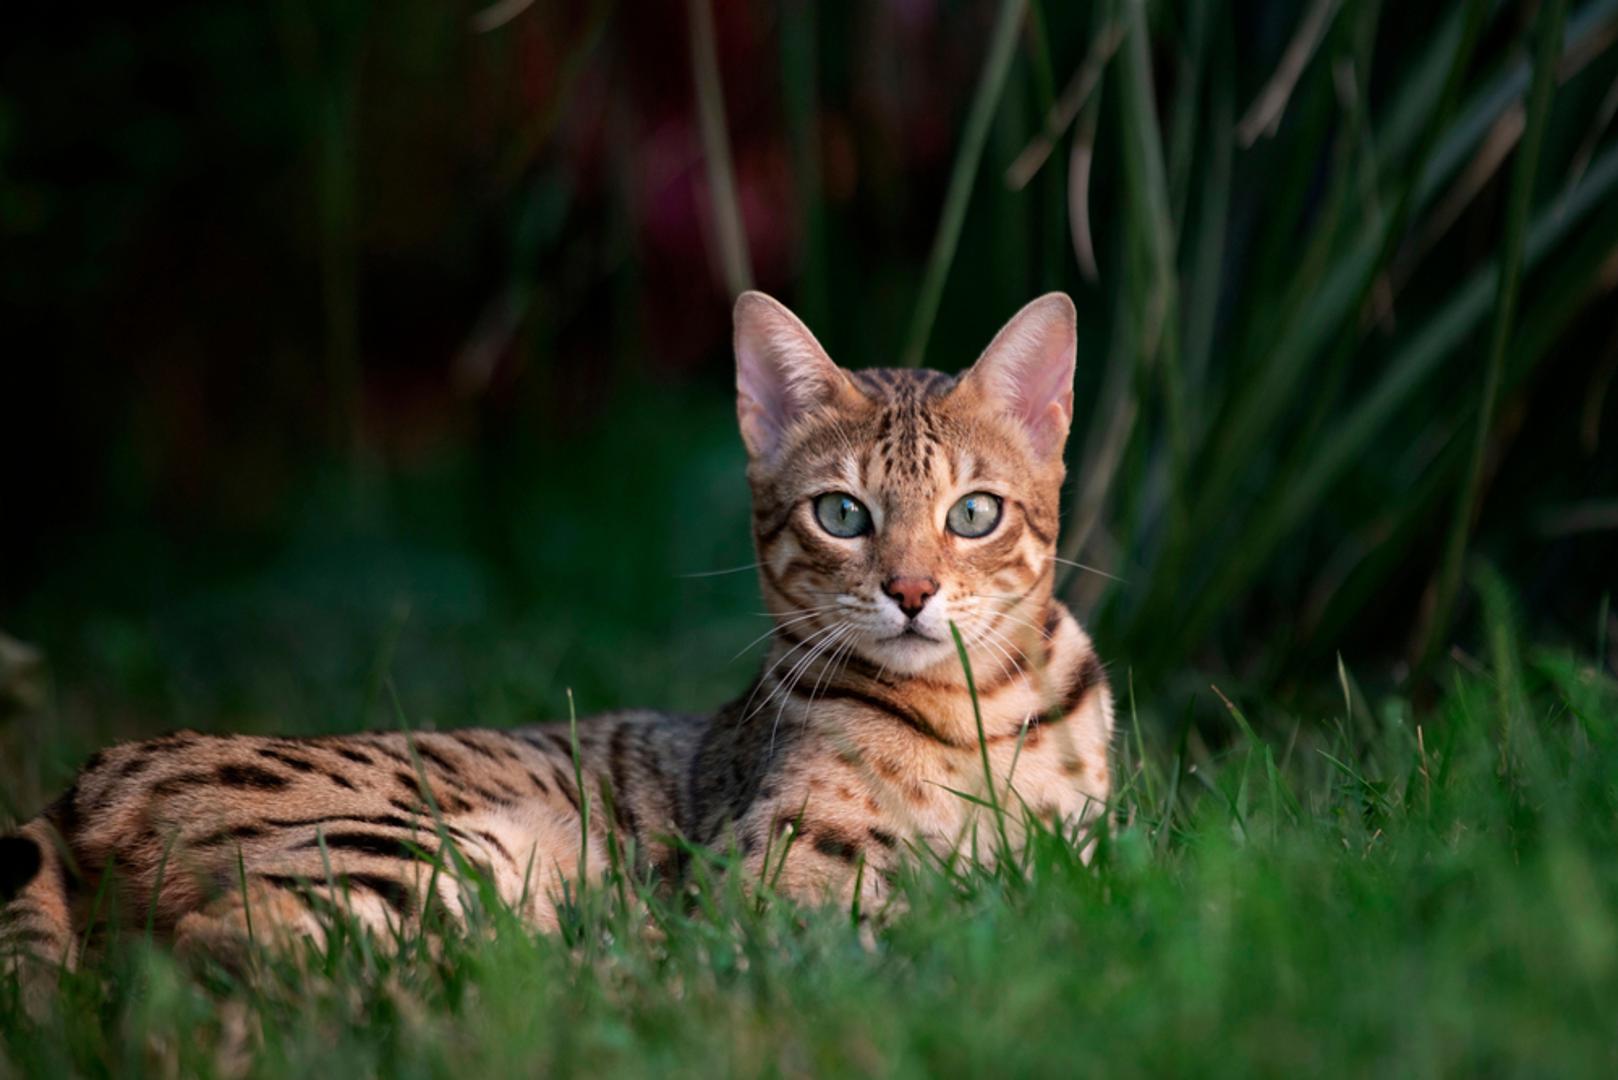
[1,292,1111,999]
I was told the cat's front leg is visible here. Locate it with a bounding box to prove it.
[732,801,901,923]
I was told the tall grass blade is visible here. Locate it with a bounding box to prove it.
[1166,0,1215,229]
[1003,17,1122,192]
[567,687,591,894]
[1180,9,1234,400]
[1236,0,1342,146]
[902,0,1027,367]
[1021,0,1068,289]
[949,621,1011,859]
[779,0,826,326]
[687,0,753,296]
[1420,0,1570,672]
[1115,0,1183,462]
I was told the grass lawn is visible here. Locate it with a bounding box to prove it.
[4,535,1616,1076]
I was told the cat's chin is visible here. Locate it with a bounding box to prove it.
[865,631,959,676]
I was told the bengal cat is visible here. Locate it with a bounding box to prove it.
[1,292,1112,1000]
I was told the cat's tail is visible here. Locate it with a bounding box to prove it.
[1,817,78,1014]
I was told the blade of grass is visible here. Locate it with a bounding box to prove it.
[1419,0,1570,673]
[902,0,1027,367]
[1003,16,1123,192]
[1059,246,1134,575]
[1189,766,1249,841]
[991,59,1033,313]
[1158,703,1195,852]
[1340,0,1390,228]
[1372,2,1473,171]
[765,801,808,898]
[1126,669,1157,809]
[144,830,179,943]
[567,687,591,894]
[1232,28,1340,318]
[470,0,534,33]
[1236,0,1342,146]
[1316,750,1393,816]
[1116,0,1185,473]
[235,848,256,950]
[389,687,486,910]
[1180,8,1234,400]
[949,621,1011,859]
[1212,685,1303,827]
[687,0,753,296]
[779,0,826,326]
[1022,0,1067,289]
[1065,75,1105,283]
[1166,0,1215,230]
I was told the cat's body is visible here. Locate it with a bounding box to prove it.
[1,293,1111,996]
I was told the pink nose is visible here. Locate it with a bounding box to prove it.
[884,576,938,618]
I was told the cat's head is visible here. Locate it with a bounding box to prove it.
[734,292,1075,678]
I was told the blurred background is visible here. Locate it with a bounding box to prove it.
[2,0,1616,788]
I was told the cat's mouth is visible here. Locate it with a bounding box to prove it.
[888,626,940,643]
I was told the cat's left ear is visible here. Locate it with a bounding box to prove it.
[960,293,1077,459]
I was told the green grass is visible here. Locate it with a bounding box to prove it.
[4,562,1617,1076]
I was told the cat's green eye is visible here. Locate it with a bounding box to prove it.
[813,493,872,538]
[946,492,1002,538]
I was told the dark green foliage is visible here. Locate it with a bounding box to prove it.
[4,0,1614,693]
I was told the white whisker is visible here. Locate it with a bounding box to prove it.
[799,632,859,736]
[1042,553,1127,584]
[730,609,834,662]
[987,617,1054,672]
[974,632,1020,682]
[976,624,1028,679]
[766,625,850,754]
[739,622,845,719]
[994,609,1055,646]
[677,561,760,579]
[754,625,847,726]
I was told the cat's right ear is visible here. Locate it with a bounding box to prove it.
[733,291,855,460]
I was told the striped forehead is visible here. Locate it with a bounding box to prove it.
[850,368,958,487]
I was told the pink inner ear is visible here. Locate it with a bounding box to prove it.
[973,296,1077,457]
[1027,397,1072,457]
[1013,337,1076,434]
[734,293,845,459]
[737,344,789,443]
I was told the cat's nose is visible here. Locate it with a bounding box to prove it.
[883,576,938,618]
